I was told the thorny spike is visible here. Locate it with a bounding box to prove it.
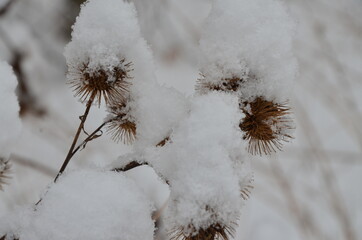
[170,223,236,240]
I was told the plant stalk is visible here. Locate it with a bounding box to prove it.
[54,95,95,182]
[68,120,110,160]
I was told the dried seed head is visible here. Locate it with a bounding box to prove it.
[68,59,132,106]
[170,223,236,240]
[106,102,136,144]
[239,97,293,155]
[0,159,11,191]
[169,206,237,240]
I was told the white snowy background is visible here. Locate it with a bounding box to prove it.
[0,0,361,239]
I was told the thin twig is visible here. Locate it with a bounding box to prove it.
[69,120,111,160]
[54,94,95,182]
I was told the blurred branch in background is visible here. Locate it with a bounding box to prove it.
[10,154,56,177]
[294,98,357,240]
[0,0,15,17]
[0,0,82,116]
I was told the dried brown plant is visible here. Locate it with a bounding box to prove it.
[68,59,132,106]
[170,223,236,240]
[169,206,237,240]
[106,102,136,144]
[107,120,136,144]
[239,97,293,155]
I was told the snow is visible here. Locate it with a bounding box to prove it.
[65,0,190,147]
[0,61,21,159]
[199,0,297,102]
[125,165,170,213]
[146,93,250,233]
[0,169,155,240]
[2,0,358,239]
[64,0,142,77]
[132,84,189,147]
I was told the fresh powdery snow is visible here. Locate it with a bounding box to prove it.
[0,170,155,240]
[146,93,249,233]
[0,0,298,238]
[132,83,189,147]
[64,0,143,77]
[65,0,189,147]
[0,61,21,158]
[199,0,297,102]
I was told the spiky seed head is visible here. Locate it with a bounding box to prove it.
[106,101,136,144]
[169,206,237,240]
[68,59,132,106]
[239,97,293,155]
[170,223,236,240]
[0,159,11,191]
[108,120,136,144]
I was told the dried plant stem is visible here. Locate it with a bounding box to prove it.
[69,120,111,160]
[35,117,110,207]
[54,94,95,182]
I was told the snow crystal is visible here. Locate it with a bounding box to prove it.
[0,170,155,240]
[199,0,297,102]
[146,93,249,233]
[0,61,21,159]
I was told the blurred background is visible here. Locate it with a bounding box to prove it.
[0,0,361,239]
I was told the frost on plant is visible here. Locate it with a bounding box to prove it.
[64,0,138,105]
[198,0,297,155]
[0,0,297,239]
[146,93,247,240]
